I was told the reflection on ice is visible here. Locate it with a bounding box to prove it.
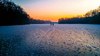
[0,24,100,56]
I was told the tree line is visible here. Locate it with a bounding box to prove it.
[58,6,100,24]
[0,0,51,26]
[1,0,99,25]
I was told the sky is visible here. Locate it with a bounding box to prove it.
[12,0,100,22]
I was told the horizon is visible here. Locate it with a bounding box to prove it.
[12,0,100,22]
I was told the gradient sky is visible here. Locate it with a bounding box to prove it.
[12,0,100,22]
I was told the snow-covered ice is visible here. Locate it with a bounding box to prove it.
[0,24,100,56]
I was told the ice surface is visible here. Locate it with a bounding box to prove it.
[0,24,100,56]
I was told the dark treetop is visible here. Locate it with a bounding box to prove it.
[58,6,100,24]
[0,0,51,26]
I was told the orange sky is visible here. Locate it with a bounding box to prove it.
[13,0,100,22]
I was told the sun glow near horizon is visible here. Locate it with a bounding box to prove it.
[13,0,100,22]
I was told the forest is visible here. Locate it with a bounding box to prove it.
[58,6,100,24]
[0,0,51,26]
[0,0,100,25]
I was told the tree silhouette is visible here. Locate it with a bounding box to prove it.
[85,6,100,17]
[58,6,100,24]
[0,0,51,25]
[0,0,30,25]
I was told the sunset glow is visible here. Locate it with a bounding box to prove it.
[13,0,100,22]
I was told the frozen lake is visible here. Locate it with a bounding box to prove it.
[0,24,100,56]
